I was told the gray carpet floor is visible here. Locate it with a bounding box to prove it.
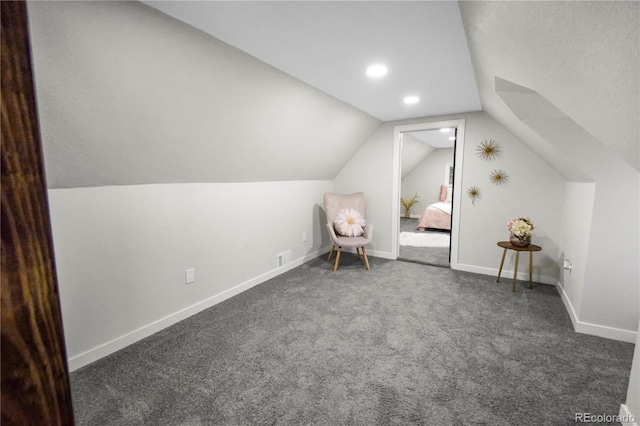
[399,218,450,267]
[70,255,634,425]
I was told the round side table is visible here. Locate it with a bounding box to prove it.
[496,241,542,292]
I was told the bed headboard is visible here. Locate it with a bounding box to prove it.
[439,185,453,203]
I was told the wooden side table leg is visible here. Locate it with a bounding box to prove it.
[513,251,520,292]
[497,249,507,282]
[529,252,533,289]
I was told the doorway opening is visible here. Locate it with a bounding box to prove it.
[392,119,465,269]
[398,128,455,267]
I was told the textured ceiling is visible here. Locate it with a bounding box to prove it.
[459,1,639,176]
[142,1,482,122]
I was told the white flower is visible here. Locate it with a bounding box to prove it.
[507,217,534,238]
[334,208,366,237]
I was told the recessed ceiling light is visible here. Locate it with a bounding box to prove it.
[440,128,451,133]
[366,65,388,78]
[403,96,420,105]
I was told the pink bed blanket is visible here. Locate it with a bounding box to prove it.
[417,202,452,231]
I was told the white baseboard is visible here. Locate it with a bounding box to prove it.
[364,248,395,260]
[69,249,636,371]
[556,281,580,330]
[451,264,637,343]
[67,248,326,372]
[452,262,557,285]
[619,404,639,426]
[331,246,395,260]
[556,282,637,344]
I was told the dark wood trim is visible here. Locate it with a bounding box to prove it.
[1,1,75,424]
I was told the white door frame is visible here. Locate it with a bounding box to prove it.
[392,119,466,269]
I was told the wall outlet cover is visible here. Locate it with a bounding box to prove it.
[185,268,195,284]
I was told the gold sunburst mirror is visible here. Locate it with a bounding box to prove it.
[467,186,480,205]
[477,139,502,161]
[489,169,509,185]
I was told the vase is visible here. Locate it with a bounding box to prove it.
[510,232,531,247]
[404,210,411,219]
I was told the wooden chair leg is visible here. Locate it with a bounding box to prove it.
[328,245,335,261]
[362,247,370,270]
[333,248,342,272]
[356,247,361,259]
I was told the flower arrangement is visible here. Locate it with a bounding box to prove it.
[400,193,420,218]
[507,217,535,246]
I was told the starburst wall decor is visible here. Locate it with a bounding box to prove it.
[476,139,502,161]
[467,186,480,205]
[489,169,509,185]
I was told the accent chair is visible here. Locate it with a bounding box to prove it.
[323,192,374,272]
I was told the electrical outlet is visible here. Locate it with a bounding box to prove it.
[302,232,307,242]
[185,268,195,284]
[563,260,573,275]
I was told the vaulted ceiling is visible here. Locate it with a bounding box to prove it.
[145,1,639,179]
[458,1,639,178]
[28,1,638,187]
[142,1,482,122]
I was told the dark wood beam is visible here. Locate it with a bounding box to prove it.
[1,1,75,424]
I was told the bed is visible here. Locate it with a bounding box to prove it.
[417,185,452,231]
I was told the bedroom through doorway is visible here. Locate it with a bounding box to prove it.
[398,127,456,267]
[392,119,465,269]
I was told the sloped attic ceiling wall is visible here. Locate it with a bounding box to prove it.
[457,1,639,336]
[28,1,381,189]
[458,1,639,179]
[400,133,435,179]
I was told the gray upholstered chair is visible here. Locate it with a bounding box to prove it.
[323,192,374,271]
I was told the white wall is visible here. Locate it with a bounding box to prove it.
[29,1,637,379]
[27,1,369,370]
[621,322,640,424]
[495,80,639,339]
[402,148,454,215]
[459,1,639,341]
[400,133,435,180]
[332,122,397,258]
[27,1,380,188]
[578,169,639,338]
[49,181,333,370]
[557,182,596,319]
[334,111,566,283]
[625,178,640,421]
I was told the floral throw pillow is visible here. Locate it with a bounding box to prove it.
[334,208,366,237]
